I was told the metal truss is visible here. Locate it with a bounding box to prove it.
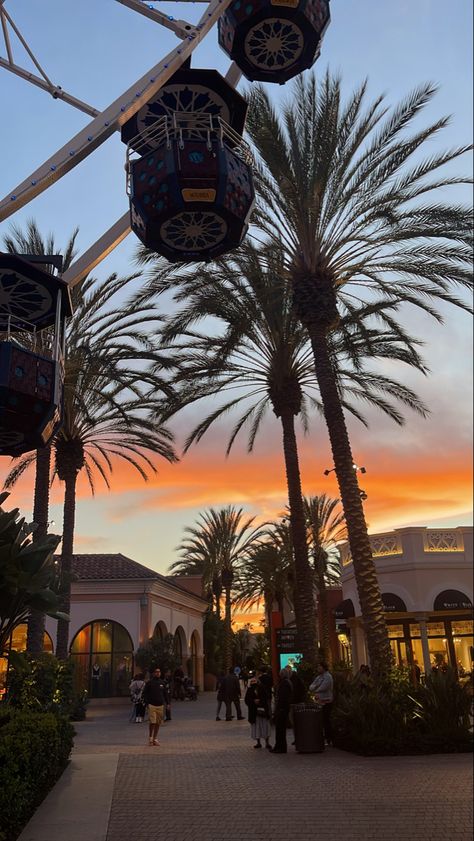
[0,0,237,286]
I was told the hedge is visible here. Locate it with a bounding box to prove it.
[0,708,74,841]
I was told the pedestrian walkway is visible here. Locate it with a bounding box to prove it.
[20,693,473,841]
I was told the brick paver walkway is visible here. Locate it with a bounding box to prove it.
[74,694,473,841]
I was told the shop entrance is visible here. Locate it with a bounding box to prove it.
[69,620,134,698]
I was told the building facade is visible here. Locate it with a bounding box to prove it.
[337,526,473,676]
[41,554,208,697]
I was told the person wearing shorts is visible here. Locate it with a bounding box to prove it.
[142,667,170,746]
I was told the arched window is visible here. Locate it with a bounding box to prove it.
[190,630,200,685]
[70,620,134,698]
[9,623,53,653]
[0,624,53,699]
[173,626,186,665]
[153,621,168,642]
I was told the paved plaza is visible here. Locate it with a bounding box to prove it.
[20,693,473,841]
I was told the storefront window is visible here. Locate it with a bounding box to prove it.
[10,623,53,653]
[387,625,404,638]
[69,620,133,698]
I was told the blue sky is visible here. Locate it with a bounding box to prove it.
[0,0,472,572]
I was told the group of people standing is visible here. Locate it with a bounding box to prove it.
[217,661,334,754]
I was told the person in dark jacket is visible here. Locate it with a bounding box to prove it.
[271,668,293,753]
[258,665,274,700]
[245,677,271,749]
[142,667,170,746]
[215,672,226,721]
[223,668,244,721]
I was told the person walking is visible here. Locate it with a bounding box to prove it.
[309,661,334,746]
[129,672,146,723]
[245,674,271,749]
[270,668,293,754]
[223,667,244,721]
[215,672,226,721]
[142,667,170,746]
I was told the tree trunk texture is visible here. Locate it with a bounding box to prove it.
[223,587,233,672]
[309,328,392,677]
[280,408,318,665]
[55,472,77,660]
[26,446,51,655]
[315,554,332,668]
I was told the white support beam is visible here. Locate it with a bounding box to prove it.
[0,0,233,223]
[0,58,99,117]
[115,0,196,40]
[62,212,131,287]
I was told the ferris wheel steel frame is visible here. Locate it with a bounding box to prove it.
[0,0,240,286]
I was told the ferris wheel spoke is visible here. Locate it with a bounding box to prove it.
[0,0,235,224]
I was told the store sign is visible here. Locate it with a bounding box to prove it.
[433,590,473,611]
[276,628,301,652]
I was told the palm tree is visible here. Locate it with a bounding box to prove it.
[304,494,346,667]
[171,506,265,671]
[2,220,78,654]
[171,530,222,617]
[5,272,178,659]
[245,72,472,676]
[138,241,428,664]
[234,536,291,632]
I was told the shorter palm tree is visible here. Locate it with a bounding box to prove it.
[234,537,292,632]
[171,507,265,671]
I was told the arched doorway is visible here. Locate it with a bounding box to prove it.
[173,626,186,669]
[70,620,134,698]
[190,630,201,686]
[153,620,168,642]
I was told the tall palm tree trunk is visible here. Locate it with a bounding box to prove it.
[212,575,222,620]
[280,408,318,664]
[26,445,51,655]
[223,586,233,672]
[315,553,332,668]
[309,327,392,676]
[56,472,77,660]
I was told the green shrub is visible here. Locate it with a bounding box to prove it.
[332,667,473,755]
[6,653,88,720]
[411,667,473,746]
[0,708,74,841]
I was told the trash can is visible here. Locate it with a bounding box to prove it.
[292,703,325,753]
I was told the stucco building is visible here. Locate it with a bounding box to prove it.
[337,526,473,676]
[41,554,208,697]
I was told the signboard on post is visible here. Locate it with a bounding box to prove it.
[276,628,302,670]
[276,628,301,653]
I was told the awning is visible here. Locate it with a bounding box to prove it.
[333,598,355,620]
[433,590,473,611]
[381,592,407,612]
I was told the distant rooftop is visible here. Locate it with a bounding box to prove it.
[67,553,162,581]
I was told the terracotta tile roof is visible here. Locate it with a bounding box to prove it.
[68,553,162,581]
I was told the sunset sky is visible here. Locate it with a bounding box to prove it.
[0,1,472,574]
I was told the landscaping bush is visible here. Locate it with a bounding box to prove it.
[332,667,473,755]
[0,708,74,841]
[6,653,88,720]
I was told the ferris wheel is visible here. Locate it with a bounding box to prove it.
[0,0,331,455]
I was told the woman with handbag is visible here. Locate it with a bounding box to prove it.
[244,676,271,749]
